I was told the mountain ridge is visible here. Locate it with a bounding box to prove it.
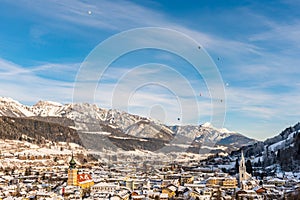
[231,122,300,172]
[0,97,256,156]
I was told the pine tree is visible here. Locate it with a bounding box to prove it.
[246,160,253,175]
[258,158,261,167]
[277,149,281,159]
[235,158,239,174]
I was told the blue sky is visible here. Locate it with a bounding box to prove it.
[0,0,300,140]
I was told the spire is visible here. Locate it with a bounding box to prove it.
[69,152,76,169]
[240,150,245,167]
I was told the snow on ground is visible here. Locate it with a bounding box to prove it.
[81,131,111,135]
[201,122,212,128]
[109,136,148,141]
[16,105,34,117]
[218,128,234,134]
[38,148,72,155]
[165,143,191,148]
[269,140,284,151]
[41,100,63,107]
[269,131,297,151]
[68,142,81,148]
[26,143,40,149]
[201,145,228,150]
[0,139,85,156]
[252,155,264,163]
[218,162,235,170]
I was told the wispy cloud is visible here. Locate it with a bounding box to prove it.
[3,0,261,57]
[0,58,77,104]
[226,85,300,119]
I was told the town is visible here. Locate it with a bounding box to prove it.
[0,139,299,200]
[1,0,300,199]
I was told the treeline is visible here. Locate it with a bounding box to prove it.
[0,116,82,145]
[231,122,300,171]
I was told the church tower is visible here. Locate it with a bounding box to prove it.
[239,151,246,185]
[239,150,251,188]
[67,152,78,186]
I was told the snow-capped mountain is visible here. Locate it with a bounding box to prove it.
[31,100,64,116]
[0,97,34,117]
[232,122,300,172]
[0,97,256,156]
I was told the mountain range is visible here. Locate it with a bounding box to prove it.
[0,97,255,157]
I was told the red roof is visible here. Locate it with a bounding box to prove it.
[77,174,93,183]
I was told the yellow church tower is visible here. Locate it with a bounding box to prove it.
[67,153,78,186]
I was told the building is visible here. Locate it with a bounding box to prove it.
[222,177,237,188]
[67,153,78,186]
[206,177,223,186]
[162,184,177,198]
[239,151,251,188]
[236,190,263,200]
[91,182,119,194]
[77,173,94,189]
[67,153,94,189]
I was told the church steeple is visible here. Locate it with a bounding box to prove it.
[240,150,245,168]
[67,152,78,186]
[239,150,251,189]
[69,152,76,169]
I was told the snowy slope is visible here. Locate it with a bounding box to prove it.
[0,97,34,117]
[231,122,300,171]
[0,97,255,154]
[30,100,63,116]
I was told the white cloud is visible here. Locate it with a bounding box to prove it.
[226,86,300,120]
[0,58,77,104]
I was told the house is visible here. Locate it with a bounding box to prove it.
[206,177,223,186]
[91,182,119,193]
[236,190,263,200]
[253,186,267,194]
[222,177,237,188]
[162,184,177,198]
[159,193,169,200]
[131,191,145,200]
[266,178,285,186]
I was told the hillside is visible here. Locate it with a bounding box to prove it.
[0,97,256,156]
[231,122,300,171]
[0,116,82,145]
